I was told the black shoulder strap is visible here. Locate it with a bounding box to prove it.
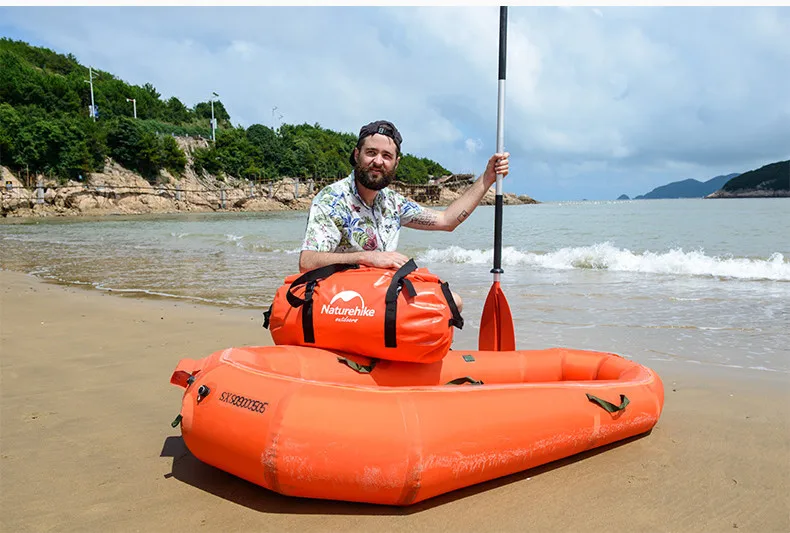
[284,263,359,343]
[262,304,272,329]
[384,259,419,348]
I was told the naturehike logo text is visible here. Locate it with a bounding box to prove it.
[321,290,375,323]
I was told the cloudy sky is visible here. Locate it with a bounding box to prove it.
[1,5,788,200]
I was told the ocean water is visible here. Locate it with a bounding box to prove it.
[2,198,788,374]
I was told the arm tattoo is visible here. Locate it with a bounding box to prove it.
[456,210,469,223]
[410,211,439,227]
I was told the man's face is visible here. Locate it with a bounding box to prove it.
[353,134,400,191]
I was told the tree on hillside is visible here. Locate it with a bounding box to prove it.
[194,100,230,124]
[164,97,192,124]
[246,124,282,179]
[160,135,187,176]
[0,37,78,75]
[0,103,20,167]
[396,154,450,184]
[212,127,261,179]
[106,117,185,182]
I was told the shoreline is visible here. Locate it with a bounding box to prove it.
[5,266,789,378]
[1,268,788,531]
[1,163,538,219]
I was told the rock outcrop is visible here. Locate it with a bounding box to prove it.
[1,146,539,217]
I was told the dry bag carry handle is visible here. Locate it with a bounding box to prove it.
[384,259,419,348]
[285,263,359,308]
[286,263,359,343]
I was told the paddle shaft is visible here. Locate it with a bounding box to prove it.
[478,6,516,352]
[492,6,507,278]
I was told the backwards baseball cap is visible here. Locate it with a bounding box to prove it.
[349,120,402,166]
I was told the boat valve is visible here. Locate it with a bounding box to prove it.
[197,385,211,401]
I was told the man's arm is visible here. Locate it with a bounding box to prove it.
[405,152,510,232]
[299,250,410,272]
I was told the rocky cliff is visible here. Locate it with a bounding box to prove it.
[1,137,538,217]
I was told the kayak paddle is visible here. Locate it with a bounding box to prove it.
[479,6,516,352]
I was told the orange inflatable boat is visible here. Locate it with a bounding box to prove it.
[169,345,664,505]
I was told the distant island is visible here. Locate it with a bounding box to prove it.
[633,173,739,200]
[621,160,789,200]
[707,160,789,198]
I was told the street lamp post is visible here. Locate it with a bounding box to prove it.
[210,91,219,142]
[126,98,137,119]
[84,66,96,121]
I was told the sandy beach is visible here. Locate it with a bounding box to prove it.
[1,269,788,532]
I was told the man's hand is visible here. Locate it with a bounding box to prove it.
[483,152,510,187]
[299,250,411,272]
[360,251,410,269]
[405,151,512,233]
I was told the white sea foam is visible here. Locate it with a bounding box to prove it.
[273,247,302,255]
[418,243,790,281]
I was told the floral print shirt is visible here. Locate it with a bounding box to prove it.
[301,174,425,253]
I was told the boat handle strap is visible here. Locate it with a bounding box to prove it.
[337,356,378,374]
[445,376,484,386]
[586,393,630,413]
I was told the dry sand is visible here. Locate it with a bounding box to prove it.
[1,269,788,532]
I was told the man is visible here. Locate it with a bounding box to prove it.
[299,119,510,311]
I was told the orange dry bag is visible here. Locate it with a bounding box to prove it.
[263,259,464,363]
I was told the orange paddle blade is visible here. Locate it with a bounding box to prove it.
[478,281,516,351]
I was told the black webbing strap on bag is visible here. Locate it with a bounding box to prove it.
[440,281,464,329]
[301,280,317,342]
[284,263,359,343]
[384,259,419,348]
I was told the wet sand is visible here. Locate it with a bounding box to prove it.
[1,269,788,532]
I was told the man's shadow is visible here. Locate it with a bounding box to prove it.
[160,431,651,515]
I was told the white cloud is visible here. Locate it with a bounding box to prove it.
[0,6,787,201]
[465,138,483,153]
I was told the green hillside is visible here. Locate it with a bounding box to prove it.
[0,38,449,184]
[722,160,789,193]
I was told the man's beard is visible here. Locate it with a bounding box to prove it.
[354,163,396,191]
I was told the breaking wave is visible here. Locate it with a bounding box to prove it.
[418,242,790,281]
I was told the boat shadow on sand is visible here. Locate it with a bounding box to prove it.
[160,431,652,515]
